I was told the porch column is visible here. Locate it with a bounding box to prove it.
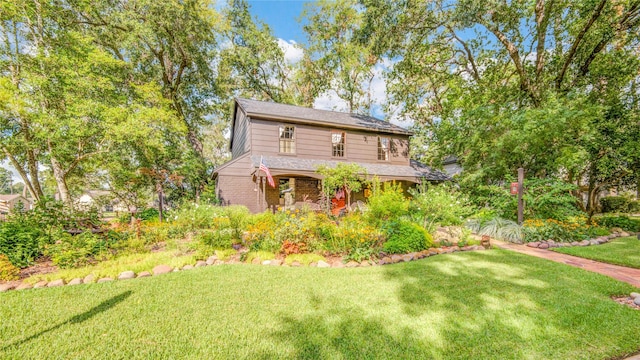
[262,176,266,211]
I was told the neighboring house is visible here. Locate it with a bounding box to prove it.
[213,98,450,213]
[443,155,463,177]
[0,194,31,219]
[77,190,128,212]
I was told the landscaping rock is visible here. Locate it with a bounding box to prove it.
[630,292,640,299]
[634,297,640,306]
[137,271,151,278]
[570,241,579,246]
[607,234,618,240]
[33,280,48,288]
[360,261,370,267]
[0,283,15,292]
[589,240,600,246]
[309,262,318,267]
[48,279,64,287]
[527,242,540,248]
[345,261,359,268]
[547,239,555,244]
[538,243,549,249]
[379,256,392,265]
[261,260,271,265]
[173,267,180,272]
[331,261,345,268]
[16,282,32,290]
[195,261,207,267]
[402,254,414,262]
[579,240,590,246]
[270,259,282,266]
[317,260,330,268]
[290,261,301,267]
[83,274,95,283]
[206,256,218,265]
[118,271,135,280]
[68,278,83,286]
[548,243,558,248]
[251,258,261,265]
[182,264,194,270]
[391,254,403,263]
[620,231,630,237]
[97,278,113,283]
[152,264,172,275]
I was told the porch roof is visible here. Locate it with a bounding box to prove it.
[249,155,451,182]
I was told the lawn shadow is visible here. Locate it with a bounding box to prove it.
[257,250,640,359]
[2,290,132,351]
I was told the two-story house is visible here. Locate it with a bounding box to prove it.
[213,98,450,213]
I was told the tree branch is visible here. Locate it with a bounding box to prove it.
[555,0,607,89]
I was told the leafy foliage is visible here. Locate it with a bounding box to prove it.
[365,180,409,225]
[382,220,433,254]
[597,216,640,233]
[408,183,474,229]
[0,254,19,281]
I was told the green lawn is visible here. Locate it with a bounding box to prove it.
[1,250,639,359]
[552,236,640,269]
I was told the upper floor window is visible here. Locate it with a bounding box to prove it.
[378,136,390,161]
[279,125,295,153]
[332,131,345,157]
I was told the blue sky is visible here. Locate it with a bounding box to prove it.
[247,0,311,43]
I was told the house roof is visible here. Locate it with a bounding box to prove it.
[235,98,413,136]
[0,194,28,202]
[248,155,451,182]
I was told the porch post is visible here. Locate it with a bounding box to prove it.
[262,176,267,211]
[256,176,260,211]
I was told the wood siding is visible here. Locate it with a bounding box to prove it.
[249,119,410,165]
[231,108,250,159]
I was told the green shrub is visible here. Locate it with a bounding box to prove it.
[408,183,475,229]
[382,220,433,254]
[45,231,111,269]
[365,180,409,225]
[194,229,233,249]
[600,196,630,213]
[0,217,48,268]
[0,254,19,281]
[598,216,640,232]
[137,208,160,221]
[629,200,640,213]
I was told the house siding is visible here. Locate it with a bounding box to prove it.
[231,108,250,159]
[250,119,410,165]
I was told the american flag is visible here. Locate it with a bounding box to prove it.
[259,157,275,188]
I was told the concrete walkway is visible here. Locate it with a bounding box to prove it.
[492,239,640,288]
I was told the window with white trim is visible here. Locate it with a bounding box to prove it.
[378,136,390,161]
[279,125,295,154]
[331,131,345,157]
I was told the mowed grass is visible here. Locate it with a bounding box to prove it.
[1,250,639,359]
[553,236,640,269]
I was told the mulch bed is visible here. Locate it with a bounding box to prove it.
[612,296,640,310]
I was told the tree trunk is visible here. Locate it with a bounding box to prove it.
[156,181,164,222]
[50,154,72,206]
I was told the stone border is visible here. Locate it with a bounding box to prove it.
[0,245,490,293]
[525,231,635,249]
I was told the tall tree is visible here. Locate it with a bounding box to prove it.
[302,0,379,114]
[355,0,640,215]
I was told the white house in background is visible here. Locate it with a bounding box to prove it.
[77,190,128,212]
[443,155,463,177]
[0,194,32,219]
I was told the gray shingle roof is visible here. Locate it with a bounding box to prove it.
[250,156,450,182]
[236,98,412,135]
